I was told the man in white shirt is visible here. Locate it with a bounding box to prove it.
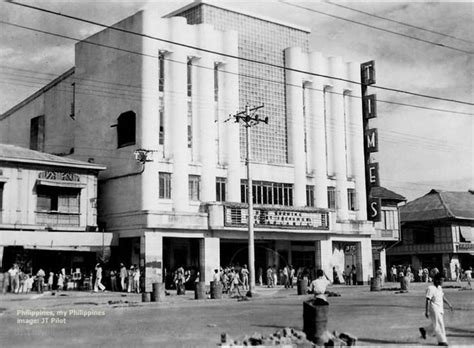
[419,273,453,346]
[309,269,331,304]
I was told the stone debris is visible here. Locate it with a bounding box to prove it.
[219,328,357,347]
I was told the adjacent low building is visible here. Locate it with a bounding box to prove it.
[0,144,109,275]
[370,186,406,280]
[387,189,474,279]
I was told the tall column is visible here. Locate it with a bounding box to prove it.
[285,47,306,207]
[329,57,348,220]
[347,62,367,220]
[379,248,387,281]
[142,232,163,292]
[169,18,189,211]
[357,238,373,285]
[222,31,240,202]
[199,237,220,283]
[198,25,217,203]
[309,52,328,209]
[315,239,332,277]
[140,33,160,211]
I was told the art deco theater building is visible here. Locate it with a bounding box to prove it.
[0,0,378,289]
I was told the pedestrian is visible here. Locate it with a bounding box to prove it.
[133,265,140,293]
[229,270,242,297]
[332,266,339,285]
[36,268,45,294]
[127,266,134,293]
[266,266,273,288]
[57,270,65,291]
[454,264,460,283]
[419,273,453,346]
[110,269,118,292]
[464,266,472,288]
[241,264,249,291]
[391,265,398,282]
[119,263,127,291]
[213,269,221,283]
[345,265,351,285]
[289,265,295,288]
[8,264,20,293]
[47,272,54,291]
[272,265,278,286]
[351,265,357,285]
[309,269,331,304]
[174,266,185,295]
[94,263,105,292]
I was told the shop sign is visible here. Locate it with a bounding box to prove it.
[38,171,80,182]
[367,163,380,187]
[367,197,381,222]
[366,129,378,152]
[224,207,329,230]
[457,243,474,251]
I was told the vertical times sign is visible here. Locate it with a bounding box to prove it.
[361,61,381,222]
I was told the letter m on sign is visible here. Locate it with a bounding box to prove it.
[366,129,378,152]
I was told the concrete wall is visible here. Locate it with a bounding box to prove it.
[0,73,76,155]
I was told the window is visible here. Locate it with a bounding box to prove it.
[187,101,193,149]
[159,96,165,146]
[159,172,171,199]
[327,186,336,209]
[214,63,219,102]
[187,58,192,97]
[189,175,200,201]
[413,226,435,244]
[30,115,45,151]
[347,188,357,211]
[36,187,80,213]
[159,52,165,92]
[306,185,314,207]
[241,180,293,206]
[216,177,226,202]
[117,111,136,148]
[0,183,3,223]
[383,210,395,230]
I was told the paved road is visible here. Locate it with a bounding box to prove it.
[1,282,473,347]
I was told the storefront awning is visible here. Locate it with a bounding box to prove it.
[22,245,105,252]
[36,179,86,189]
[460,226,474,242]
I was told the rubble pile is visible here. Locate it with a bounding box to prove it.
[219,328,357,347]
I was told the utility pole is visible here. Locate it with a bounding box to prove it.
[231,104,266,297]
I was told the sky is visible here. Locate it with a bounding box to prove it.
[0,0,472,201]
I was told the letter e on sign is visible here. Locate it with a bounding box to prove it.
[368,163,380,187]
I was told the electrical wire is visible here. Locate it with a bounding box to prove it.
[5,1,474,107]
[324,0,474,45]
[1,20,473,117]
[279,0,473,55]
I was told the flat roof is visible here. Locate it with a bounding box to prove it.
[164,0,311,33]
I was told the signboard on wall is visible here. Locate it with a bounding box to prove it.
[362,60,381,222]
[367,197,381,222]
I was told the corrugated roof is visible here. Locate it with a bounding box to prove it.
[0,144,105,170]
[401,189,474,222]
[370,186,406,201]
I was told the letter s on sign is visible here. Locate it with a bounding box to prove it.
[370,201,378,218]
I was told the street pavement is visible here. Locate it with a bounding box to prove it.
[0,281,473,347]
